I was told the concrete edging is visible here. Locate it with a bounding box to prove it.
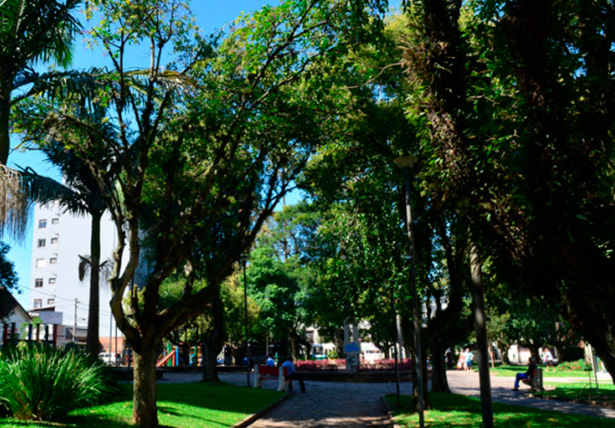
[233,392,292,428]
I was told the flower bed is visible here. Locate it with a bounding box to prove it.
[556,359,593,371]
[296,358,412,372]
[297,359,345,371]
[359,358,412,372]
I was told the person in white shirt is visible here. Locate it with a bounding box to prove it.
[281,357,306,393]
[542,348,555,371]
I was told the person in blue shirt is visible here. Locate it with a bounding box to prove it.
[281,357,306,393]
[266,353,275,367]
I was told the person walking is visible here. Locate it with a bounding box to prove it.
[542,348,555,371]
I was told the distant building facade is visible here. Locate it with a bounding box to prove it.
[28,201,121,350]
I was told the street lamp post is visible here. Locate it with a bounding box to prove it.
[394,155,425,428]
[242,256,250,387]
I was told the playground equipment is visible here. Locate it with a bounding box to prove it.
[156,345,202,367]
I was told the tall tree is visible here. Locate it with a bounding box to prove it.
[31,0,385,425]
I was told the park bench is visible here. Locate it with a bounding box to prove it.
[254,365,292,391]
[521,367,544,392]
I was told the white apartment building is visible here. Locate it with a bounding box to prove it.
[29,201,121,347]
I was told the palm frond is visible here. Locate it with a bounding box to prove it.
[0,165,29,241]
[17,165,91,217]
[78,254,90,282]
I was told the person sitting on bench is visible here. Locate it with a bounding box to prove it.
[281,357,306,393]
[266,353,276,367]
[512,357,537,391]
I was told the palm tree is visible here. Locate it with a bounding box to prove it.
[0,0,81,240]
[0,0,81,164]
[20,140,110,356]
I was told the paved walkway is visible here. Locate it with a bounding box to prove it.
[160,370,615,427]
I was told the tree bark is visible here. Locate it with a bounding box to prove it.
[430,339,450,393]
[0,88,11,166]
[470,247,493,428]
[133,341,159,428]
[202,293,224,382]
[86,212,102,356]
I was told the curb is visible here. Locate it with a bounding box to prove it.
[233,392,292,428]
[380,394,401,428]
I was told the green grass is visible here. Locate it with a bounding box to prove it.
[387,392,615,427]
[0,382,284,427]
[488,365,595,378]
[537,381,615,406]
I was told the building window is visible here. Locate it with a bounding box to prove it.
[51,218,59,225]
[38,219,47,228]
[35,278,43,288]
[49,277,56,284]
[33,299,42,309]
[36,258,46,269]
[51,237,58,244]
[49,257,57,264]
[37,239,46,248]
[47,299,55,305]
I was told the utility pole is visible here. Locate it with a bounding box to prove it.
[73,298,78,343]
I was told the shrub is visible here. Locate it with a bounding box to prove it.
[556,358,592,371]
[327,350,339,359]
[0,344,115,422]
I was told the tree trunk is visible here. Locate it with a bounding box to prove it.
[527,344,541,364]
[86,213,102,356]
[430,339,450,393]
[133,341,159,427]
[498,341,511,365]
[470,247,493,428]
[201,339,220,382]
[0,90,10,165]
[289,335,297,361]
[202,293,224,382]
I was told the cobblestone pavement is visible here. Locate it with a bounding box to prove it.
[160,370,615,427]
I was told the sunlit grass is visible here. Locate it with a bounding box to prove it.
[0,382,284,427]
[538,381,615,407]
[488,365,597,378]
[387,392,615,427]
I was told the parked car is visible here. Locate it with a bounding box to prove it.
[98,352,120,365]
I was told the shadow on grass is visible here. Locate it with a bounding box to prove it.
[388,393,615,427]
[0,382,283,428]
[537,384,615,407]
[62,381,283,428]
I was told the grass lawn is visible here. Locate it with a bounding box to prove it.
[538,381,615,407]
[0,382,284,427]
[387,392,615,427]
[487,365,596,378]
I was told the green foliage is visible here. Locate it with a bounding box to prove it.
[0,242,18,291]
[0,345,114,422]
